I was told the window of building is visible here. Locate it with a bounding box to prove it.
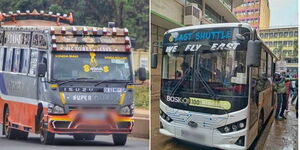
[265,33,269,38]
[279,32,283,37]
[278,41,282,46]
[283,41,287,46]
[274,33,278,38]
[294,31,298,37]
[193,7,200,18]
[274,41,278,47]
[289,31,293,37]
[185,6,192,16]
[269,33,274,38]
[284,32,288,37]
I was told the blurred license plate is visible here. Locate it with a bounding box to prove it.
[82,113,106,120]
[181,130,204,140]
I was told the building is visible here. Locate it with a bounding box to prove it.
[151,0,243,99]
[259,27,298,75]
[233,0,270,29]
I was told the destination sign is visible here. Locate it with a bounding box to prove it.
[56,44,127,52]
[166,29,233,43]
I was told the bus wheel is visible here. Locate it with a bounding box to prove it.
[112,134,127,146]
[258,113,264,135]
[4,108,18,139]
[40,120,55,145]
[73,134,96,140]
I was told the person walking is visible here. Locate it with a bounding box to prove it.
[274,73,287,120]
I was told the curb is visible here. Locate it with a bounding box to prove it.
[130,116,149,139]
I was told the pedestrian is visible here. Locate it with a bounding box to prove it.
[285,75,291,111]
[274,73,287,120]
[291,74,298,118]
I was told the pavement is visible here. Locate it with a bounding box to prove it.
[131,108,149,139]
[0,125,149,150]
[151,97,298,150]
[263,100,298,150]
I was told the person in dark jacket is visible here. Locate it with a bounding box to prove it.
[274,73,287,120]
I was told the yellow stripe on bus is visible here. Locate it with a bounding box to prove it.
[119,93,126,105]
[59,92,66,104]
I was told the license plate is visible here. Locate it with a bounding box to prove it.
[181,130,204,140]
[82,112,107,120]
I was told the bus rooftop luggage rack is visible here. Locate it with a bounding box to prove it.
[0,9,73,25]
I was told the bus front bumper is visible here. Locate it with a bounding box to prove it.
[45,110,133,135]
[159,102,248,150]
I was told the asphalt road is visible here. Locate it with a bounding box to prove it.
[0,126,149,150]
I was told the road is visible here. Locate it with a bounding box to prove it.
[0,126,149,150]
[151,99,296,150]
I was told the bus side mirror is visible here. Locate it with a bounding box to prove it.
[138,67,147,81]
[246,40,262,67]
[151,53,158,69]
[38,63,47,77]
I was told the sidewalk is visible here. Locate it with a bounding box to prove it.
[130,108,149,139]
[263,100,298,150]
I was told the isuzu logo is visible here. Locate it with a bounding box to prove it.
[188,121,198,128]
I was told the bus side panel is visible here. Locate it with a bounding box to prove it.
[0,97,4,124]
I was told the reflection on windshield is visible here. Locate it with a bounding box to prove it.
[52,52,132,81]
[162,50,248,97]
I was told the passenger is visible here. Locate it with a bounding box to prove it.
[274,73,287,120]
[234,63,245,76]
[180,62,192,79]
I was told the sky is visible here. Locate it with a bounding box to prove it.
[269,0,298,27]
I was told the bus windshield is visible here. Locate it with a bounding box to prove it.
[52,52,132,81]
[162,27,250,98]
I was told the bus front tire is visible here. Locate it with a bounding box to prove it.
[4,108,18,140]
[73,134,96,140]
[40,128,55,145]
[112,134,127,146]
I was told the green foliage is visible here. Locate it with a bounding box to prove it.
[0,0,149,49]
[134,86,149,109]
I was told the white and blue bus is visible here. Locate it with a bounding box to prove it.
[152,23,277,150]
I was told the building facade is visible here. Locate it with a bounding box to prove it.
[259,27,298,75]
[233,0,270,29]
[151,0,243,99]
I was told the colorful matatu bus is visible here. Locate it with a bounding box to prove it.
[151,23,277,150]
[0,10,146,145]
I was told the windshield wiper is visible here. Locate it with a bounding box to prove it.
[57,77,94,85]
[94,80,131,86]
[170,68,192,96]
[195,69,218,100]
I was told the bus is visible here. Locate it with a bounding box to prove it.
[0,10,146,145]
[151,23,277,150]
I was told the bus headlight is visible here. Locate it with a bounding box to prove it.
[48,104,65,114]
[119,104,134,116]
[217,119,246,133]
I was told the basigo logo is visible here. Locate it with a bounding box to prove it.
[166,95,190,104]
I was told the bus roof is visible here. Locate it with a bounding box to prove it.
[166,23,253,34]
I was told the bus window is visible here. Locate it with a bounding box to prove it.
[4,48,13,72]
[20,49,30,74]
[267,54,272,77]
[29,50,38,76]
[12,48,21,72]
[0,48,6,71]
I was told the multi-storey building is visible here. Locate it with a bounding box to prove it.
[233,0,270,29]
[259,27,298,75]
[151,0,243,99]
